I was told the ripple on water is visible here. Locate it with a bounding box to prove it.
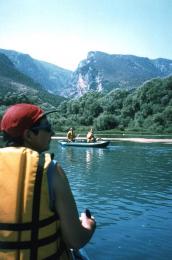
[50,140,172,260]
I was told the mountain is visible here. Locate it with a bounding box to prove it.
[0,53,65,109]
[1,49,172,99]
[70,51,172,97]
[0,49,72,97]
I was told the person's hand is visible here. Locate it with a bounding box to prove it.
[80,211,96,231]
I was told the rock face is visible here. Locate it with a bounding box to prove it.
[0,49,72,97]
[69,51,172,97]
[0,53,65,107]
[1,49,172,98]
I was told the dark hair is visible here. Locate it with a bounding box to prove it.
[2,132,24,147]
[2,118,44,147]
[2,116,51,147]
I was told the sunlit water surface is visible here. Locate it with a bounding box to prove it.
[50,141,172,260]
[0,137,172,259]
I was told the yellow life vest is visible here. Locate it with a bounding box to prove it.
[0,147,71,260]
[67,131,75,141]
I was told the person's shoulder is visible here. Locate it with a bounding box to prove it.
[52,163,70,195]
[48,160,67,182]
[54,163,68,180]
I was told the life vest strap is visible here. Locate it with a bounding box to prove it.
[0,214,58,231]
[30,154,45,259]
[44,244,67,259]
[0,230,60,249]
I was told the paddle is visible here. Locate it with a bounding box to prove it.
[85,209,91,218]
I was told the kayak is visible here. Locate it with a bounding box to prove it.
[59,140,110,148]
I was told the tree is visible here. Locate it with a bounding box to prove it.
[94,113,119,130]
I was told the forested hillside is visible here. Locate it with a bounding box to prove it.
[1,73,172,134]
[0,49,72,96]
[56,76,172,133]
[0,53,65,116]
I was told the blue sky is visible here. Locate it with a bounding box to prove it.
[0,0,171,70]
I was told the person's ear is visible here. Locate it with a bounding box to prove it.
[23,129,33,142]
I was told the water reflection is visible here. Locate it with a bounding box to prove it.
[61,146,75,162]
[56,142,172,229]
[86,148,105,165]
[55,143,172,210]
[85,149,93,163]
[52,141,172,260]
[59,145,106,169]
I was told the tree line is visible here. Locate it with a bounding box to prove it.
[1,76,172,134]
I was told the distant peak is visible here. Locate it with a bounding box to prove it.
[87,51,108,58]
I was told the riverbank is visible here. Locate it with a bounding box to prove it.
[1,135,172,144]
[52,136,172,144]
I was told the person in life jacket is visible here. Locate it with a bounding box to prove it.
[67,128,76,142]
[86,128,96,143]
[0,103,96,260]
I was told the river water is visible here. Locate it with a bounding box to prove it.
[0,138,171,259]
[50,140,172,260]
